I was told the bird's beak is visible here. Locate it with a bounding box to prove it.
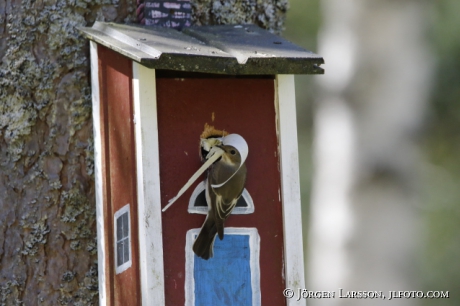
[206,145,224,160]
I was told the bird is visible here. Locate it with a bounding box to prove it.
[193,134,248,260]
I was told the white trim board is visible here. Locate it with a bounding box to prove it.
[275,75,306,306]
[133,61,165,305]
[90,41,108,306]
[132,63,166,306]
[185,227,261,306]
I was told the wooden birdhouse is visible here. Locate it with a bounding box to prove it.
[79,21,323,306]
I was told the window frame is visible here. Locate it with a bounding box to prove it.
[114,203,132,274]
[185,227,261,306]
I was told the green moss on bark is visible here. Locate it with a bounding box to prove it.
[192,0,288,34]
[0,0,285,304]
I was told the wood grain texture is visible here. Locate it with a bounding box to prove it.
[156,74,286,306]
[98,45,141,305]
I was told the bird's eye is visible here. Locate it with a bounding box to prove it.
[230,149,236,155]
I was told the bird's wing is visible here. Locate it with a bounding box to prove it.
[213,193,238,240]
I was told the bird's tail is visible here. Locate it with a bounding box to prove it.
[193,215,217,260]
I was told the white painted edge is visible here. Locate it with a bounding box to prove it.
[132,63,166,306]
[185,227,261,306]
[90,41,107,306]
[187,180,255,215]
[114,204,132,274]
[275,75,306,306]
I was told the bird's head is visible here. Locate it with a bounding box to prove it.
[219,145,242,166]
[221,134,248,165]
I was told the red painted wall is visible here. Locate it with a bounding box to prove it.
[98,45,141,305]
[156,73,286,305]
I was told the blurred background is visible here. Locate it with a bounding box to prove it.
[282,0,460,305]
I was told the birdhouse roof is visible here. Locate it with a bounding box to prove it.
[78,22,324,75]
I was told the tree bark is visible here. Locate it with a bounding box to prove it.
[0,0,287,304]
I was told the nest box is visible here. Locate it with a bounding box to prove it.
[79,22,324,306]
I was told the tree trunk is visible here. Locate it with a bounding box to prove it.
[307,1,433,305]
[0,0,286,304]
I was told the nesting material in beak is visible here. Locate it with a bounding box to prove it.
[200,123,228,161]
[163,123,248,213]
[162,146,225,212]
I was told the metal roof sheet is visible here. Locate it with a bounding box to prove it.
[78,22,324,75]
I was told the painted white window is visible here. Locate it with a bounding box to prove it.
[188,180,254,215]
[114,204,132,274]
[185,227,261,306]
